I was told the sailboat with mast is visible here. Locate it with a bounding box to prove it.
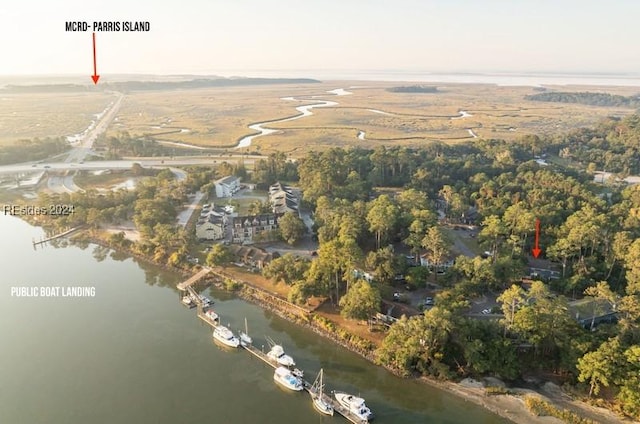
[239,317,252,347]
[310,368,334,416]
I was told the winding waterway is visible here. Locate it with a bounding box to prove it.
[234,90,480,148]
[0,215,510,423]
[235,92,340,148]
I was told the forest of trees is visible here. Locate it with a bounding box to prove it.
[387,85,439,93]
[0,136,68,165]
[558,114,640,174]
[258,123,640,418]
[526,91,640,108]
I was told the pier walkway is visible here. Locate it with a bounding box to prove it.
[32,226,83,246]
[241,343,366,424]
[177,267,210,291]
[177,270,369,424]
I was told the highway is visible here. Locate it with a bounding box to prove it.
[65,92,125,164]
[0,156,262,176]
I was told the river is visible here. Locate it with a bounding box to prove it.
[0,215,510,424]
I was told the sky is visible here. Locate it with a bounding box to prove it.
[1,0,639,78]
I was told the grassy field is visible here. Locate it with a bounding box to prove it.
[3,81,639,155]
[74,170,139,190]
[0,91,115,144]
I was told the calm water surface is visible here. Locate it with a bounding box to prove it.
[0,215,510,424]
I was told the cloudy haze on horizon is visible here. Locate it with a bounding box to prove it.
[1,0,639,77]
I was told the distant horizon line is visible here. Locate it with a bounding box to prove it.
[2,69,640,78]
[2,70,640,88]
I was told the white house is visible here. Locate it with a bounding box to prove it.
[195,212,225,241]
[214,175,240,198]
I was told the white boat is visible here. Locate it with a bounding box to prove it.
[199,294,212,305]
[273,366,303,391]
[204,309,219,322]
[239,317,252,346]
[181,295,193,306]
[310,369,333,416]
[267,344,295,367]
[212,325,240,348]
[334,392,373,421]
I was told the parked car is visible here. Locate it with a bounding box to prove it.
[424,297,434,306]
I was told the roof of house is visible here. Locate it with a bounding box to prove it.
[215,175,240,185]
[232,213,280,227]
[229,244,280,264]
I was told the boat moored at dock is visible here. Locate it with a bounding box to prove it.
[273,366,303,391]
[239,317,252,346]
[204,308,219,322]
[334,392,373,422]
[267,344,295,367]
[310,369,333,416]
[213,325,240,348]
[199,294,212,306]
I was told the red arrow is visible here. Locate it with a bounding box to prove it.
[91,32,100,84]
[532,218,542,258]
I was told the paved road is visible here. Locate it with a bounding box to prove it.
[65,93,124,164]
[46,174,83,194]
[176,192,204,227]
[0,156,262,176]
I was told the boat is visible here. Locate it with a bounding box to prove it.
[212,325,240,348]
[199,294,212,306]
[239,317,252,346]
[267,344,296,367]
[273,366,303,391]
[181,295,193,306]
[334,392,373,421]
[204,308,219,322]
[310,369,333,416]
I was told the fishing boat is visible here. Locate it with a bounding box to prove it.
[273,366,303,391]
[266,336,295,366]
[239,317,252,346]
[334,391,373,421]
[212,325,240,348]
[310,369,333,416]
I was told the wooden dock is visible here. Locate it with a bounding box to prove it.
[179,283,371,424]
[241,342,278,369]
[196,304,219,328]
[241,343,367,424]
[177,267,210,291]
[32,226,83,246]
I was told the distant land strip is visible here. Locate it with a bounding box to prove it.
[0,78,321,93]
